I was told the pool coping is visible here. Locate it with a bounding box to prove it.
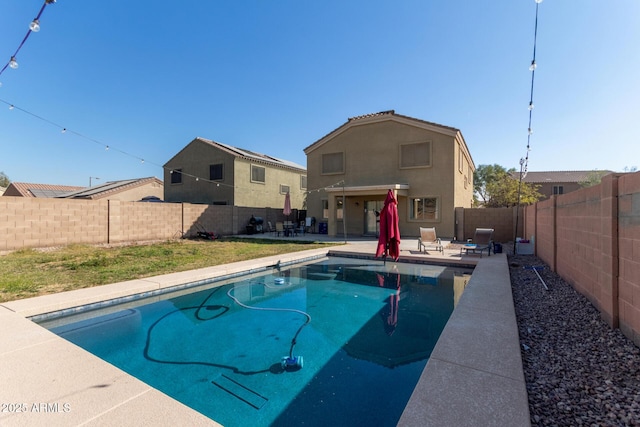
[0,242,529,426]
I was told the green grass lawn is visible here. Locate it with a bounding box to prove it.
[0,238,335,303]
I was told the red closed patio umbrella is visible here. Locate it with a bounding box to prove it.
[283,191,292,216]
[376,189,401,261]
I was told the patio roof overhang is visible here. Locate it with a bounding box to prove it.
[325,183,409,197]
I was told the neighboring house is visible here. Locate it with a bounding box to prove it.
[303,110,475,238]
[2,182,85,198]
[163,137,307,209]
[60,177,164,201]
[513,170,613,200]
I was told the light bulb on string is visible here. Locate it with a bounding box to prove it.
[528,127,533,135]
[61,128,66,133]
[140,159,144,164]
[105,146,109,151]
[9,105,14,110]
[535,0,543,3]
[9,57,18,69]
[529,60,536,71]
[528,101,534,110]
[29,19,40,32]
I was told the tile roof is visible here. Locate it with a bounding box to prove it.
[305,110,461,153]
[3,182,85,198]
[347,110,460,132]
[516,170,613,183]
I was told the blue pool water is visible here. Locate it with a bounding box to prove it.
[39,257,472,426]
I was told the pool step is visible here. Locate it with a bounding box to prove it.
[212,374,268,409]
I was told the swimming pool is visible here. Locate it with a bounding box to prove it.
[38,257,472,426]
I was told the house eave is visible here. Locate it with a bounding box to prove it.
[325,183,410,197]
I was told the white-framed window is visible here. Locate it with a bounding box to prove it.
[251,165,265,183]
[280,184,290,194]
[322,152,344,175]
[300,175,307,189]
[322,199,329,219]
[409,197,439,221]
[400,142,431,168]
[553,185,564,195]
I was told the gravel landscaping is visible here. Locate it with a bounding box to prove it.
[509,254,640,426]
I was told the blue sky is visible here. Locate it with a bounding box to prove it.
[1,1,638,186]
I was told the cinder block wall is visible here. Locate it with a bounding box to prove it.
[618,172,640,344]
[0,197,108,251]
[462,207,522,244]
[108,200,183,243]
[525,172,640,346]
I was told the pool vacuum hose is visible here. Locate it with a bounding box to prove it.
[227,279,310,372]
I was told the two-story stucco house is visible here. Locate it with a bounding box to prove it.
[303,111,474,238]
[512,170,612,201]
[164,137,307,208]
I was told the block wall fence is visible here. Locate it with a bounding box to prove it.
[0,197,295,252]
[524,172,640,346]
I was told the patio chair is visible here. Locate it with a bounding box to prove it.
[462,228,494,257]
[275,221,284,237]
[418,227,443,253]
[266,221,277,235]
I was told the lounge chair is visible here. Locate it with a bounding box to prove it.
[461,228,494,257]
[418,227,443,253]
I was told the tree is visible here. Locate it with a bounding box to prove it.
[579,170,609,188]
[0,171,10,188]
[474,164,511,205]
[474,164,541,207]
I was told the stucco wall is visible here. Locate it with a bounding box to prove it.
[233,159,306,210]
[305,118,474,238]
[164,140,238,204]
[164,138,306,208]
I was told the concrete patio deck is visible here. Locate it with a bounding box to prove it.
[0,236,529,426]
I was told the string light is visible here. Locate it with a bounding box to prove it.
[0,96,296,190]
[0,0,56,80]
[514,0,543,252]
[29,19,41,32]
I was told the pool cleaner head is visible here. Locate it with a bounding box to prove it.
[281,355,303,371]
